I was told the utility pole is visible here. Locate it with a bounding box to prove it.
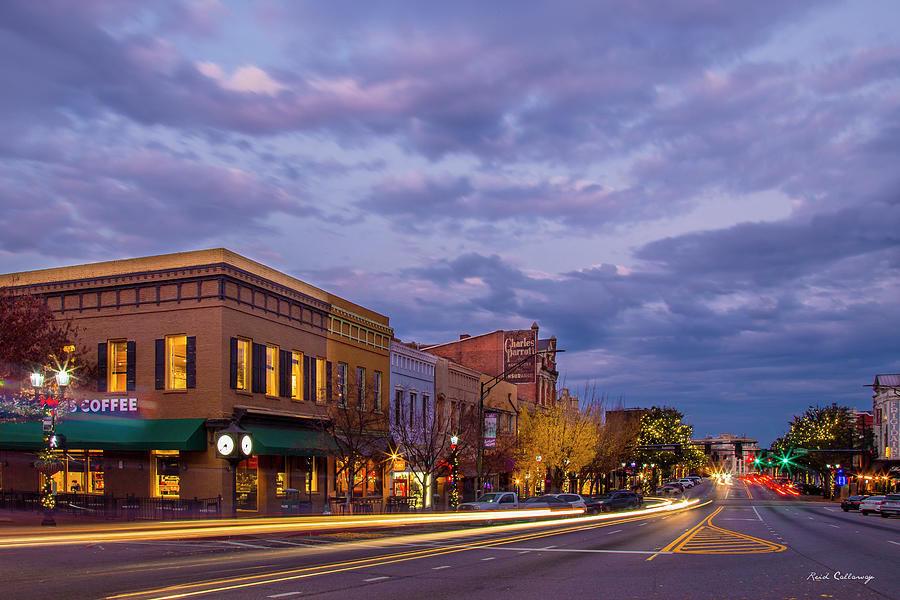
[474,349,564,498]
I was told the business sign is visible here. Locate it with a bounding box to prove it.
[484,412,498,448]
[886,400,900,460]
[835,475,848,487]
[503,329,537,384]
[63,397,141,414]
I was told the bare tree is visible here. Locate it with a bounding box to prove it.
[390,393,456,510]
[318,379,389,515]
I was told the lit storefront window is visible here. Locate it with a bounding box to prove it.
[236,456,258,511]
[153,450,180,497]
[275,456,318,496]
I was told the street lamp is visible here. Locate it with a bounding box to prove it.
[449,434,460,508]
[474,348,564,496]
[31,368,70,526]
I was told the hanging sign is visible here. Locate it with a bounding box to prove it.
[484,412,498,448]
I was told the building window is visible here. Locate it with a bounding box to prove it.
[422,395,429,428]
[266,344,278,396]
[107,340,128,392]
[166,335,187,390]
[316,358,326,403]
[357,367,366,409]
[409,392,417,427]
[153,450,180,498]
[235,338,251,391]
[394,389,403,426]
[337,362,348,404]
[373,371,383,412]
[291,351,303,400]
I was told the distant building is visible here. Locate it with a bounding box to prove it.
[423,322,559,413]
[872,374,900,478]
[694,433,760,476]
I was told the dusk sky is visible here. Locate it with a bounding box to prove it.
[2,1,899,444]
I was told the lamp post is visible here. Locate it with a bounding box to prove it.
[449,434,459,509]
[31,368,70,526]
[215,422,254,517]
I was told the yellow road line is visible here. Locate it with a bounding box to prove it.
[646,506,723,561]
[744,480,753,500]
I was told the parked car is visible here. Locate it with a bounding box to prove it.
[592,490,642,512]
[879,494,900,518]
[677,479,696,489]
[840,495,869,512]
[521,495,574,511]
[457,492,520,511]
[687,476,702,485]
[658,484,683,495]
[663,481,685,491]
[553,493,588,510]
[859,495,886,516]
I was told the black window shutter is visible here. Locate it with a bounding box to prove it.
[326,361,332,402]
[154,338,165,390]
[304,356,313,402]
[186,336,196,389]
[126,341,136,391]
[279,349,291,397]
[252,343,265,394]
[97,342,107,392]
[229,338,238,389]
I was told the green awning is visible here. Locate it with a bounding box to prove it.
[247,425,338,457]
[0,418,207,451]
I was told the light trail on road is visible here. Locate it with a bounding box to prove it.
[0,496,693,549]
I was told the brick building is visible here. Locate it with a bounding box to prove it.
[0,249,392,514]
[424,322,559,412]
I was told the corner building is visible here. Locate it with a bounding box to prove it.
[0,249,392,515]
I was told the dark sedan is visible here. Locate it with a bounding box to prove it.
[841,495,869,512]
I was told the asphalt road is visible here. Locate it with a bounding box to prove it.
[2,480,899,600]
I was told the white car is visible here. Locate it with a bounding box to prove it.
[553,493,588,510]
[677,479,696,488]
[859,495,885,516]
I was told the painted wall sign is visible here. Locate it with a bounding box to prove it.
[503,329,537,384]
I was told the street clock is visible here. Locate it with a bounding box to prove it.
[215,423,253,459]
[240,433,253,456]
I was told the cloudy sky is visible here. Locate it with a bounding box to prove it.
[2,1,899,444]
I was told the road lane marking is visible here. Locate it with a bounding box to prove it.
[263,540,310,546]
[752,506,763,522]
[268,593,302,598]
[606,530,623,535]
[363,577,389,582]
[105,503,710,600]
[432,565,452,570]
[223,541,270,549]
[888,541,900,546]
[481,557,495,561]
[826,524,839,529]
[649,506,785,559]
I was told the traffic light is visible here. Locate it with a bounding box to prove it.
[48,433,66,449]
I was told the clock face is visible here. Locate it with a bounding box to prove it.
[217,434,235,456]
[240,434,253,456]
